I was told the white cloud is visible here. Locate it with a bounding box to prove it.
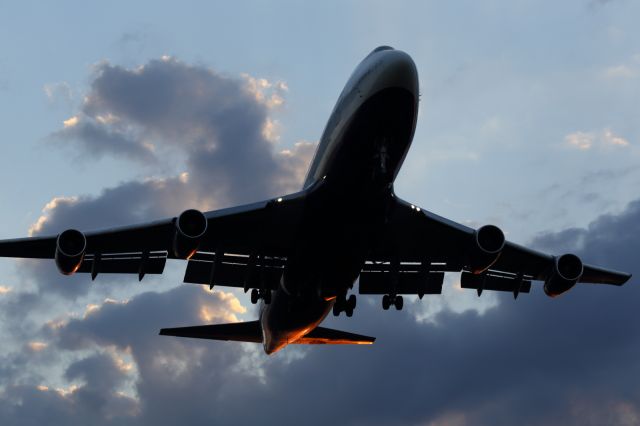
[604,65,636,79]
[565,131,594,150]
[27,341,48,352]
[43,82,73,103]
[603,128,630,147]
[242,73,288,109]
[565,128,630,150]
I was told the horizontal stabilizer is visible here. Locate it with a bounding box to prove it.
[160,322,375,345]
[295,327,375,345]
[159,321,262,343]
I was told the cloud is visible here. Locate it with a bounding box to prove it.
[47,57,313,205]
[565,131,594,150]
[604,64,636,79]
[43,82,74,105]
[565,128,630,150]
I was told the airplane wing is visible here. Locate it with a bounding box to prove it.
[360,197,631,298]
[0,188,309,287]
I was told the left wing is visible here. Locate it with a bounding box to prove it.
[0,188,309,287]
[361,196,631,298]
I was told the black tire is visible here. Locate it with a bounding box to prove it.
[382,295,390,310]
[346,308,353,317]
[348,294,356,310]
[250,289,259,304]
[333,302,341,317]
[395,295,404,310]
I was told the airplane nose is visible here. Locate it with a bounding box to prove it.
[366,49,419,98]
[383,50,418,94]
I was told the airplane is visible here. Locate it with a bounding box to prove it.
[0,46,631,354]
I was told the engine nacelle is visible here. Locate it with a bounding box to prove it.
[55,229,87,275]
[467,225,505,274]
[544,253,583,298]
[173,209,207,259]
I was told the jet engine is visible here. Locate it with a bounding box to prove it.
[544,253,583,297]
[467,225,505,274]
[55,229,87,275]
[173,209,208,259]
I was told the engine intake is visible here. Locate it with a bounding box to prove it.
[467,225,505,274]
[173,209,207,259]
[55,229,87,275]
[544,253,583,298]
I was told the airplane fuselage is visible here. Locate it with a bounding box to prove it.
[260,47,419,353]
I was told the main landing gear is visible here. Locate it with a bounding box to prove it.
[382,294,403,311]
[333,294,357,317]
[250,288,272,305]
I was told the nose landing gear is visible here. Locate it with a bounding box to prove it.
[332,293,357,317]
[372,136,392,183]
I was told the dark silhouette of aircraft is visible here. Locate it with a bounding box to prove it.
[0,46,631,354]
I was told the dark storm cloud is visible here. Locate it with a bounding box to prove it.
[0,354,138,426]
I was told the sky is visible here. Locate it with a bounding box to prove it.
[0,1,639,425]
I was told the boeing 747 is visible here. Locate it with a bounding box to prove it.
[0,46,631,354]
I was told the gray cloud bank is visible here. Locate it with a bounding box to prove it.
[0,55,638,426]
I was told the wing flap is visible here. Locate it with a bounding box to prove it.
[183,253,284,289]
[295,326,375,345]
[77,252,167,275]
[359,271,444,295]
[460,271,531,294]
[159,321,262,343]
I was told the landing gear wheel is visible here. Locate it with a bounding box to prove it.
[250,289,259,304]
[347,294,356,311]
[333,301,341,317]
[263,289,272,305]
[382,295,390,310]
[395,295,404,311]
[345,307,353,317]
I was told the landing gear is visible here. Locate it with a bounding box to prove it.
[346,294,356,317]
[382,294,403,310]
[250,288,272,305]
[332,293,357,317]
